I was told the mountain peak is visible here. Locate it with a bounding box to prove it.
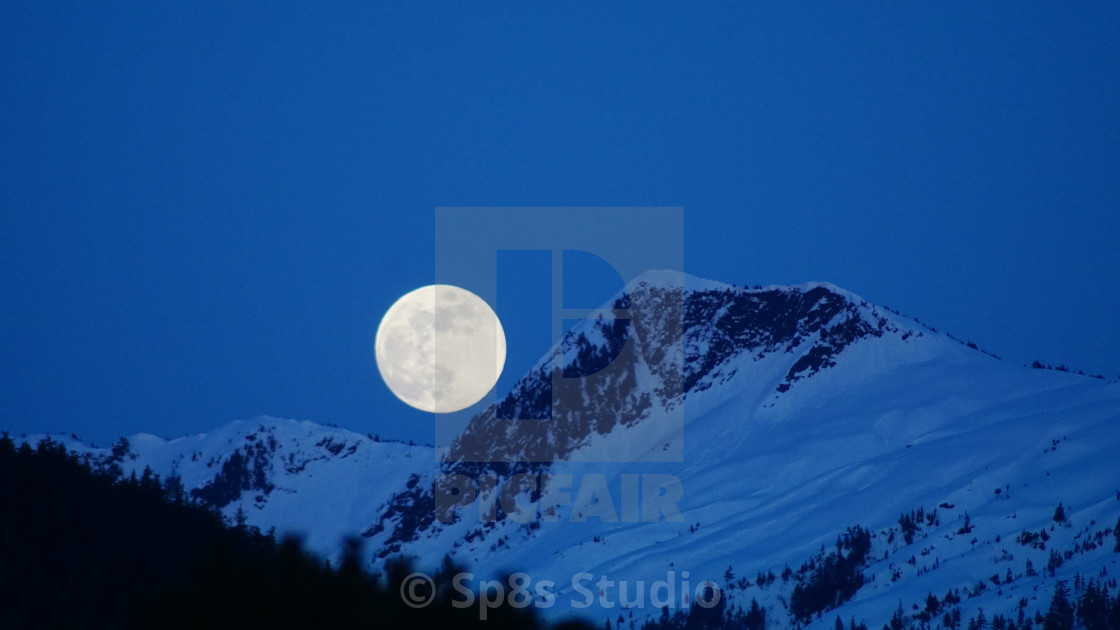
[364,274,939,551]
[430,275,940,470]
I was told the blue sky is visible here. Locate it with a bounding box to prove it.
[2,2,1118,446]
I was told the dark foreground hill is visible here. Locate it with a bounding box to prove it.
[0,434,588,629]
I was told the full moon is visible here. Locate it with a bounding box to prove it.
[375,284,506,413]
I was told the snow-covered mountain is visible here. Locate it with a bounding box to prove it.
[17,273,1120,629]
[24,418,434,558]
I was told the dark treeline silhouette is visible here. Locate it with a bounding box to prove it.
[788,526,873,623]
[0,434,592,629]
[897,578,1120,630]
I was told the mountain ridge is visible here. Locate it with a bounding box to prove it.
[9,274,1119,629]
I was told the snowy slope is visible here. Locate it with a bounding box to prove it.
[362,273,1120,627]
[14,273,1120,628]
[23,417,437,559]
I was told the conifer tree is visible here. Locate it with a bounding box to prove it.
[1053,502,1066,523]
[1043,581,1073,630]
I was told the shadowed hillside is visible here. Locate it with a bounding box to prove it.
[0,433,586,629]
